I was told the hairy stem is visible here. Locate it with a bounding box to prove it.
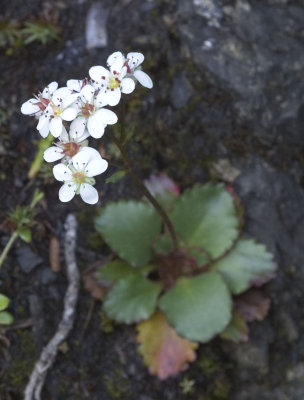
[112,135,179,253]
[0,231,19,268]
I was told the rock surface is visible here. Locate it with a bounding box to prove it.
[177,0,304,144]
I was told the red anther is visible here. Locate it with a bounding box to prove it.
[63,142,80,158]
[102,76,105,80]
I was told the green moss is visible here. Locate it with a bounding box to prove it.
[211,377,231,399]
[99,309,115,333]
[198,355,220,377]
[103,369,130,399]
[86,231,105,250]
[1,330,37,391]
[179,377,195,394]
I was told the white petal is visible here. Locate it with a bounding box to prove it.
[53,87,71,99]
[79,147,102,161]
[110,57,124,74]
[38,120,50,138]
[121,78,136,94]
[67,79,82,92]
[43,146,63,162]
[127,52,144,69]
[95,91,109,107]
[21,99,40,115]
[95,108,118,125]
[62,93,79,108]
[76,129,90,142]
[87,114,105,139]
[134,70,153,89]
[104,89,121,106]
[37,114,48,130]
[72,151,90,170]
[107,51,124,67]
[79,184,99,205]
[70,117,86,138]
[89,66,110,83]
[59,125,69,142]
[61,107,77,121]
[42,82,58,97]
[53,163,72,181]
[50,117,63,137]
[85,158,108,177]
[80,84,95,103]
[59,183,76,202]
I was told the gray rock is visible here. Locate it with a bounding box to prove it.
[39,267,58,285]
[177,0,304,143]
[235,157,304,273]
[86,2,108,50]
[170,74,192,109]
[17,246,43,274]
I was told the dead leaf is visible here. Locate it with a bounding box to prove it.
[49,236,60,272]
[236,289,271,322]
[137,311,198,380]
[83,269,107,300]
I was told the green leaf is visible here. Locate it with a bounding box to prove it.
[153,235,173,255]
[170,184,239,258]
[211,239,276,295]
[104,275,163,323]
[159,271,232,342]
[95,201,162,267]
[18,228,32,243]
[0,294,9,311]
[97,260,136,284]
[0,311,13,325]
[106,170,126,184]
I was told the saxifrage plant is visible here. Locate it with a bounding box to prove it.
[18,50,276,380]
[94,178,276,379]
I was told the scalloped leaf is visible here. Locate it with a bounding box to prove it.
[211,239,276,295]
[137,311,198,380]
[170,184,239,258]
[95,201,162,267]
[159,272,232,342]
[97,260,155,285]
[0,294,9,312]
[103,275,163,323]
[97,260,137,284]
[0,311,13,325]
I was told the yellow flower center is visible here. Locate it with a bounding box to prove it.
[73,172,86,184]
[52,105,61,115]
[109,76,120,89]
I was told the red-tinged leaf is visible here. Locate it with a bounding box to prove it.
[220,310,249,342]
[137,311,198,380]
[144,173,180,211]
[236,289,271,322]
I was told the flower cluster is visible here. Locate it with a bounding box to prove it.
[21,52,153,204]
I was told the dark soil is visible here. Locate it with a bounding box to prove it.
[1,1,304,399]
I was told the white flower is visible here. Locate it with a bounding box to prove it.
[53,150,108,204]
[69,84,118,139]
[43,125,101,164]
[66,78,90,93]
[125,52,153,89]
[21,81,58,117]
[36,87,78,138]
[89,54,135,106]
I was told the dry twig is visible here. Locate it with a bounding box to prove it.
[24,214,79,400]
